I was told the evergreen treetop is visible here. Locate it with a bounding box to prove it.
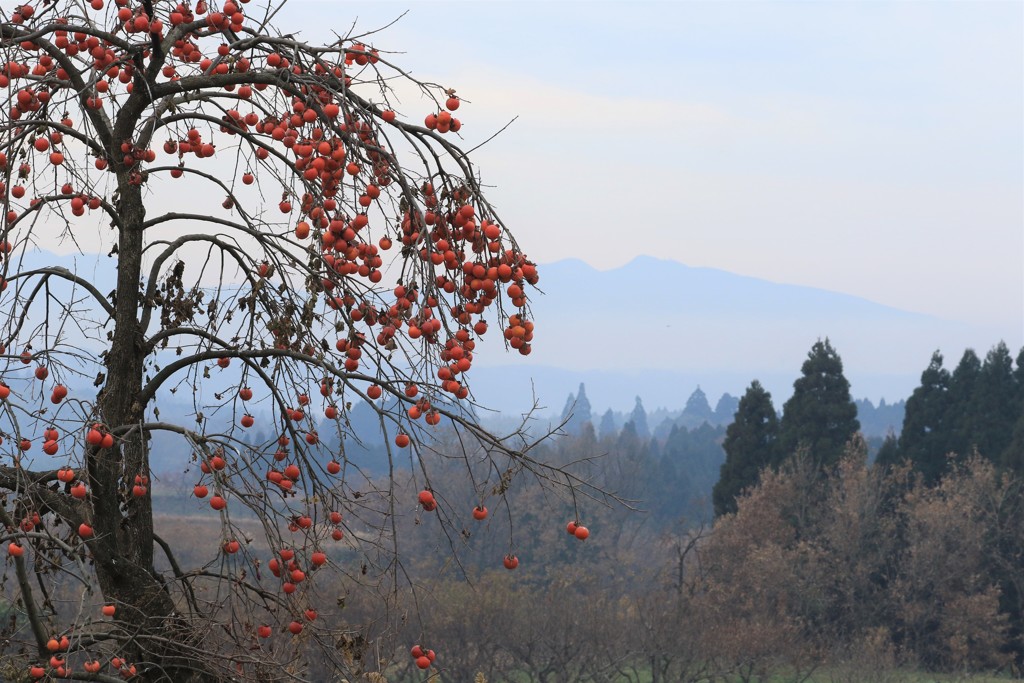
[631,396,651,438]
[713,380,780,516]
[888,350,952,482]
[777,339,861,469]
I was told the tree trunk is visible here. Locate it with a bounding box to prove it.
[87,181,216,681]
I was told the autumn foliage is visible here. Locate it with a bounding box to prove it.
[384,435,1024,683]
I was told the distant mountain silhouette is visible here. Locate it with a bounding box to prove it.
[535,256,930,319]
[8,250,1001,432]
[467,256,1000,416]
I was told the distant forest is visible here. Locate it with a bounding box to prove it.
[137,339,1024,681]
[147,340,1018,522]
[554,379,905,440]
[379,338,1024,682]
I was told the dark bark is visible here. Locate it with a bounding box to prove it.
[85,180,217,682]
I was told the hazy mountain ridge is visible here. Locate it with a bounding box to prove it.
[535,256,938,320]
[5,249,1004,432]
[468,255,1006,415]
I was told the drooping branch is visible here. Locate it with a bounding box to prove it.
[0,504,51,657]
[0,466,85,524]
[8,267,116,319]
[151,532,201,617]
[0,23,118,148]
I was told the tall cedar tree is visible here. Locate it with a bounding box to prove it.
[714,392,740,424]
[884,344,1024,482]
[560,382,593,435]
[630,395,651,438]
[1011,348,1024,467]
[598,408,617,439]
[1002,346,1024,473]
[777,339,860,470]
[881,351,952,483]
[945,349,983,460]
[683,386,714,424]
[1003,409,1024,475]
[713,380,779,516]
[970,342,1019,459]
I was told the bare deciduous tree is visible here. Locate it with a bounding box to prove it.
[0,1,591,680]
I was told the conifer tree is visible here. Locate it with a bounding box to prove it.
[631,395,651,439]
[1001,409,1024,475]
[885,351,952,482]
[777,339,860,470]
[560,382,593,435]
[714,392,741,425]
[970,342,1019,459]
[683,386,715,424]
[875,430,900,467]
[946,349,983,459]
[598,408,618,439]
[1000,346,1024,473]
[713,380,779,516]
[1015,347,1024,392]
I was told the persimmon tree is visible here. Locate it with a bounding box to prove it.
[0,0,567,680]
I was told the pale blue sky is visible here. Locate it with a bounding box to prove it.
[291,0,1022,336]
